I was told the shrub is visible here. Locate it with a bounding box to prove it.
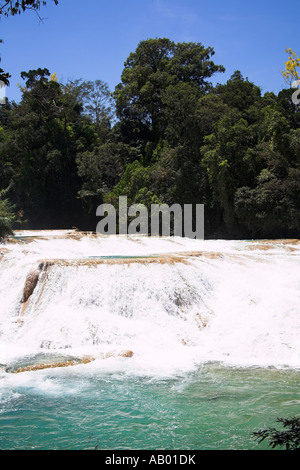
[253,417,300,450]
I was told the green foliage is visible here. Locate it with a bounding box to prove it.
[253,417,300,450]
[76,142,129,200]
[215,70,261,114]
[0,186,16,239]
[0,37,299,237]
[0,1,58,17]
[0,68,102,229]
[0,68,10,86]
[63,79,115,136]
[114,38,224,147]
[0,39,11,85]
[235,168,300,238]
[105,161,156,207]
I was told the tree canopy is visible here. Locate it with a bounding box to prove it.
[0,39,299,238]
[114,38,224,147]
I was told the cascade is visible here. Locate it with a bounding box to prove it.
[1,231,299,376]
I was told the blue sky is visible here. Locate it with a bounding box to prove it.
[0,0,298,102]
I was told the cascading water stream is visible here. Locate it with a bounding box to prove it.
[1,231,299,375]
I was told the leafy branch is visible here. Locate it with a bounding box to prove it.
[0,1,58,18]
[253,417,300,450]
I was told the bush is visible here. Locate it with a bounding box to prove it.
[253,417,300,450]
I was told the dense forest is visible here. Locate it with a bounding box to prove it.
[0,37,300,239]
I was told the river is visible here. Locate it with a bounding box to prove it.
[0,232,299,449]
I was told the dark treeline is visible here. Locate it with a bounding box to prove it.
[0,38,300,239]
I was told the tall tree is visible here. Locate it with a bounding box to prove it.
[63,79,114,138]
[114,38,225,147]
[0,68,98,229]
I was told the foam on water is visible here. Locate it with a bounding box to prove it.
[0,232,299,382]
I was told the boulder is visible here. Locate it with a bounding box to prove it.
[102,350,134,359]
[10,356,96,374]
[8,351,134,374]
[22,269,40,303]
[119,350,134,358]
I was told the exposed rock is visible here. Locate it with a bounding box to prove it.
[118,350,134,358]
[38,261,55,271]
[81,355,96,364]
[10,356,96,374]
[0,248,8,257]
[19,266,44,317]
[185,251,224,260]
[256,239,299,245]
[195,313,209,329]
[36,256,190,267]
[8,351,133,374]
[100,350,134,359]
[22,269,41,304]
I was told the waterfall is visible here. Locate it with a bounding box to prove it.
[1,231,299,376]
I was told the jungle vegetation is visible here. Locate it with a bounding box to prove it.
[0,36,299,239]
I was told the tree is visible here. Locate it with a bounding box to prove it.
[215,70,261,116]
[282,48,300,86]
[63,79,114,139]
[0,68,99,229]
[114,38,225,147]
[0,185,16,239]
[276,88,300,129]
[76,142,129,199]
[0,39,10,85]
[104,160,162,234]
[0,0,58,17]
[0,38,299,238]
[80,80,114,127]
[201,114,258,234]
[234,165,300,238]
[253,417,300,450]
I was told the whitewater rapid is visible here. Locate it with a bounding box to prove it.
[0,231,299,377]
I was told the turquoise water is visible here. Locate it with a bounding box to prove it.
[1,364,299,450]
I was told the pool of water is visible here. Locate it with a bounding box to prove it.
[1,363,299,450]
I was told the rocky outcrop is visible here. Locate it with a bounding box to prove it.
[0,248,8,260]
[22,269,40,304]
[19,266,44,317]
[35,256,190,267]
[101,350,134,359]
[9,351,134,373]
[11,356,96,374]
